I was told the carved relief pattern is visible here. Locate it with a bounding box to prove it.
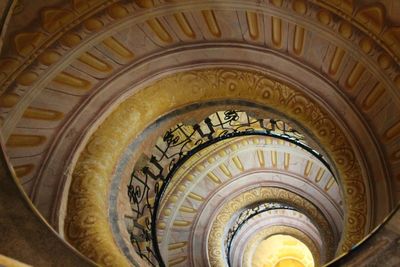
[0,0,394,264]
[156,134,342,266]
[64,68,367,266]
[0,0,398,95]
[128,110,312,264]
[0,0,393,225]
[241,225,320,267]
[0,0,395,266]
[207,186,334,266]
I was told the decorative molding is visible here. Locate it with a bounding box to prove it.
[207,186,333,266]
[155,134,342,265]
[241,225,319,267]
[0,1,393,233]
[0,0,396,265]
[64,68,367,266]
[0,0,399,95]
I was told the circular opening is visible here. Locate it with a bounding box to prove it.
[251,234,315,267]
[275,258,305,267]
[125,110,343,266]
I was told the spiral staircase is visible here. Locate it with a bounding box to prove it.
[1,0,400,266]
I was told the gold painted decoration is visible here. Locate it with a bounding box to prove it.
[84,18,104,32]
[292,0,307,14]
[382,27,400,58]
[102,37,135,59]
[377,53,392,69]
[174,13,196,39]
[168,256,186,266]
[168,242,186,250]
[325,177,335,191]
[257,150,265,167]
[0,58,19,83]
[0,0,398,96]
[246,11,259,40]
[329,47,345,76]
[362,83,385,111]
[304,160,312,177]
[72,0,107,13]
[293,25,305,55]
[107,4,129,19]
[384,121,400,142]
[153,131,341,266]
[271,17,282,47]
[78,52,113,73]
[207,187,333,266]
[338,21,353,39]
[359,37,374,54]
[41,8,74,33]
[22,107,64,121]
[146,18,173,43]
[242,226,319,267]
[0,0,394,265]
[16,72,38,86]
[0,0,390,264]
[65,68,367,266]
[0,93,63,120]
[38,50,61,66]
[315,168,325,183]
[14,32,46,57]
[53,72,91,90]
[60,33,82,47]
[317,10,331,25]
[179,206,196,213]
[0,93,19,108]
[6,134,46,147]
[188,192,204,202]
[355,4,385,35]
[346,62,365,89]
[202,10,221,37]
[135,0,154,8]
[207,171,222,185]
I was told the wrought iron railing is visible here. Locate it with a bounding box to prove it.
[127,110,332,266]
[225,203,296,266]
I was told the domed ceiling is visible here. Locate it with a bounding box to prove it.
[0,0,400,266]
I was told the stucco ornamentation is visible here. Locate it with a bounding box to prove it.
[241,225,320,267]
[207,186,332,266]
[65,68,366,265]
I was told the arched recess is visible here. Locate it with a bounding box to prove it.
[64,67,372,266]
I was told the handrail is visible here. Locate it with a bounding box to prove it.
[127,110,334,266]
[225,203,296,266]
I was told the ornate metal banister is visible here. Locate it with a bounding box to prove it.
[225,203,296,266]
[126,110,333,266]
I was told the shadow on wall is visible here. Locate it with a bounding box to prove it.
[0,140,96,267]
[327,203,400,267]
